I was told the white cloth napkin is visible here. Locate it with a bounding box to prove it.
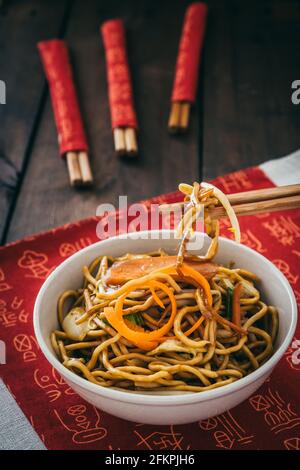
[260,149,300,185]
[0,381,45,449]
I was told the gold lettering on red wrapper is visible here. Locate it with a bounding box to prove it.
[172,3,207,103]
[284,437,300,450]
[249,387,300,435]
[216,171,253,193]
[199,411,253,449]
[134,424,190,450]
[18,250,53,280]
[272,259,299,285]
[51,368,76,396]
[11,296,28,323]
[37,40,88,156]
[0,268,12,292]
[101,19,138,129]
[0,297,29,327]
[59,237,92,258]
[241,229,267,254]
[34,367,75,403]
[34,369,61,403]
[54,405,107,445]
[13,334,39,363]
[0,299,17,328]
[285,337,300,371]
[262,216,300,247]
[11,296,23,310]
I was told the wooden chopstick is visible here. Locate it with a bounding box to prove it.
[113,127,138,156]
[124,128,138,155]
[168,102,181,133]
[113,128,126,155]
[210,195,300,219]
[78,151,93,186]
[226,184,300,206]
[66,151,93,187]
[159,184,300,218]
[66,152,82,187]
[179,102,190,130]
[168,101,191,133]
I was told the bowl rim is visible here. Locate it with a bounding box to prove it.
[33,229,297,406]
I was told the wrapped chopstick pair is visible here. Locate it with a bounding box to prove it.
[101,19,138,156]
[38,21,138,187]
[38,40,93,187]
[38,2,207,187]
[168,2,208,133]
[101,2,208,148]
[102,2,208,148]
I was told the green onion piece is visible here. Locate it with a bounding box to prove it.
[225,287,234,319]
[125,312,144,326]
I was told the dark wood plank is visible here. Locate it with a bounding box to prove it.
[202,0,300,180]
[0,0,71,243]
[6,0,201,242]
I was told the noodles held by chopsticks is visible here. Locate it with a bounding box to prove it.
[52,182,279,392]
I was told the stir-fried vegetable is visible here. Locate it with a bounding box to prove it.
[225,287,233,319]
[232,283,242,327]
[125,312,144,327]
[104,279,177,350]
[176,263,213,307]
[104,264,213,350]
[62,307,91,341]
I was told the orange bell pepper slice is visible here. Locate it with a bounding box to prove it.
[104,263,213,349]
[157,263,212,343]
[157,264,213,307]
[104,280,177,350]
[176,263,213,306]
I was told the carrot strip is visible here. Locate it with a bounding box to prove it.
[232,283,242,327]
[176,263,213,306]
[124,319,145,332]
[213,311,246,335]
[183,315,205,336]
[104,264,213,349]
[104,280,177,350]
[150,286,164,308]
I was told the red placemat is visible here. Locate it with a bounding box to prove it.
[0,166,299,450]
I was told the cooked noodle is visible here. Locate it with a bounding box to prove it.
[52,182,278,393]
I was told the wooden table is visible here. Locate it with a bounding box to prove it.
[1,0,300,245]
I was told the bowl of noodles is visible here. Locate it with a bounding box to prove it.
[34,229,297,425]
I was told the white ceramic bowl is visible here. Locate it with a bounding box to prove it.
[34,230,297,425]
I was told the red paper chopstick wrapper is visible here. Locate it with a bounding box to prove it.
[101,19,138,130]
[37,39,88,156]
[171,2,208,103]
